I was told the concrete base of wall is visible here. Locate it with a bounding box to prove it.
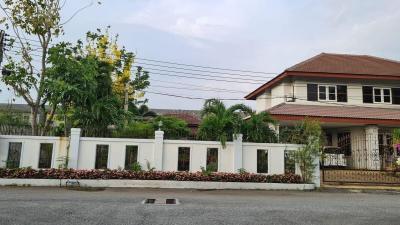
[0,179,315,190]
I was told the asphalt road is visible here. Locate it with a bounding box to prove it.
[0,187,399,225]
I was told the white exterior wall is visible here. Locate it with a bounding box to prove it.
[0,135,68,169]
[255,92,272,113]
[256,78,400,111]
[0,135,303,176]
[163,140,234,172]
[242,143,300,174]
[77,137,154,170]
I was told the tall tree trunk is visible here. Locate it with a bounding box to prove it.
[31,105,39,136]
[124,83,129,112]
[41,104,57,136]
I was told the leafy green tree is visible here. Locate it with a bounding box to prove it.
[153,116,190,139]
[393,129,400,144]
[242,111,277,143]
[279,118,324,145]
[279,118,323,183]
[112,116,190,139]
[45,42,98,134]
[0,110,29,126]
[128,103,157,120]
[0,0,98,135]
[197,99,252,147]
[45,31,128,135]
[292,135,321,183]
[113,122,154,139]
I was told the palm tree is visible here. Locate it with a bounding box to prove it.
[242,111,277,143]
[197,99,253,147]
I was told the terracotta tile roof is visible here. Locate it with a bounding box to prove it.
[267,104,400,121]
[152,109,201,125]
[245,53,400,100]
[287,53,400,76]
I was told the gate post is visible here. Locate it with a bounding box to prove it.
[154,130,164,171]
[313,157,321,187]
[365,125,380,170]
[68,128,81,169]
[233,134,243,173]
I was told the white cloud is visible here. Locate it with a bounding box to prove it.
[124,0,248,43]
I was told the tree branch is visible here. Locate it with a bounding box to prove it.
[60,0,95,25]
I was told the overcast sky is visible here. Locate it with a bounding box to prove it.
[2,0,400,110]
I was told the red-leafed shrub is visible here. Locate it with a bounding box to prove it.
[0,168,302,183]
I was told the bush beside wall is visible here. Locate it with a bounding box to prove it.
[0,168,302,183]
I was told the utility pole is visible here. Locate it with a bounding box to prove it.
[0,30,5,67]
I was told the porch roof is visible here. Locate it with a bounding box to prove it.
[267,103,400,125]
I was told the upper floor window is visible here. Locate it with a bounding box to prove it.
[363,86,400,105]
[373,87,391,103]
[308,84,347,102]
[318,85,336,101]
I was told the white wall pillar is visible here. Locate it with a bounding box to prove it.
[365,125,380,170]
[154,131,164,171]
[233,134,243,172]
[312,157,321,188]
[68,128,81,169]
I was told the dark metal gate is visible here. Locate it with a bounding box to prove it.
[322,133,400,185]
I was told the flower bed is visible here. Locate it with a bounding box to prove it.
[0,168,302,183]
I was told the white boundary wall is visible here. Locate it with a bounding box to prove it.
[0,129,320,186]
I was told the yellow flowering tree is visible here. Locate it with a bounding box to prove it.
[85,28,150,111]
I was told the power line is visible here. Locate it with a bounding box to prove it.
[7,34,44,45]
[6,49,43,58]
[150,79,248,93]
[136,61,275,79]
[146,91,247,101]
[137,66,268,82]
[149,84,248,94]
[136,57,277,75]
[146,71,264,84]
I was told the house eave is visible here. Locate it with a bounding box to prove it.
[270,114,400,126]
[244,71,400,100]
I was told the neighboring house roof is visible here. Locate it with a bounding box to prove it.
[267,103,400,125]
[245,53,400,100]
[0,103,31,113]
[151,109,201,126]
[0,104,203,125]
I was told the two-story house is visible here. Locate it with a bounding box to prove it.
[245,53,400,172]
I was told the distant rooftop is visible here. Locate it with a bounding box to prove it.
[0,103,202,125]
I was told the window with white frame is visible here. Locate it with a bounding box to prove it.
[373,87,391,103]
[318,85,336,101]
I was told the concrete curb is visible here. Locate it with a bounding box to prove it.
[0,179,315,190]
